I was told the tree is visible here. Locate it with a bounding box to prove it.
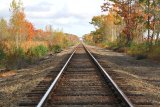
[102,0,140,45]
[25,21,35,41]
[139,0,160,44]
[0,18,9,40]
[90,12,124,44]
[90,15,107,43]
[10,0,25,48]
[83,34,94,44]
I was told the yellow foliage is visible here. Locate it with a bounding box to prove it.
[52,31,68,48]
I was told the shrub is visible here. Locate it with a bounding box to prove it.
[148,45,160,61]
[117,32,128,47]
[95,42,108,48]
[14,47,25,58]
[51,45,62,53]
[106,41,118,49]
[67,42,74,47]
[6,47,26,69]
[127,42,149,59]
[0,48,5,60]
[27,45,48,58]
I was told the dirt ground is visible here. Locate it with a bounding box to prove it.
[0,46,75,107]
[87,45,160,106]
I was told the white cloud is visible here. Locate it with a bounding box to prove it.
[0,0,104,36]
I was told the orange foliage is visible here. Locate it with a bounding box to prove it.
[25,21,35,41]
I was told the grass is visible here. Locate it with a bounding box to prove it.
[0,70,16,78]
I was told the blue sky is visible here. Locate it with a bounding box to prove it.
[0,0,104,37]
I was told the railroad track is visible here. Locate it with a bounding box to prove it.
[19,44,133,107]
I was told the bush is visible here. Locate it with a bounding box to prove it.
[67,42,74,47]
[127,42,149,59]
[6,47,25,59]
[27,45,48,58]
[6,47,26,69]
[15,47,25,58]
[0,48,5,60]
[51,45,62,53]
[148,45,160,61]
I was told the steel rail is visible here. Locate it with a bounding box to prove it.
[83,44,134,107]
[36,49,77,107]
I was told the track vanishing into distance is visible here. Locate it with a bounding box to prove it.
[19,44,133,107]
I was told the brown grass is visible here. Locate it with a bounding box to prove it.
[0,70,16,78]
[21,41,48,52]
[1,41,48,53]
[96,43,106,48]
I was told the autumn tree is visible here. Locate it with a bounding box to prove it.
[65,33,79,45]
[90,12,124,45]
[90,15,107,43]
[51,30,67,47]
[104,12,124,42]
[0,18,9,40]
[9,0,26,48]
[25,21,35,41]
[137,0,160,44]
[102,0,142,45]
[9,0,36,46]
[83,34,94,45]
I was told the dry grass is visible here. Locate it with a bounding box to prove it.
[0,70,16,78]
[1,41,48,53]
[95,43,107,48]
[21,41,48,52]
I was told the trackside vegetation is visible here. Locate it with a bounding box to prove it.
[0,0,79,69]
[83,0,160,61]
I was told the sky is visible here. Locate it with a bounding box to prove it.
[0,0,105,37]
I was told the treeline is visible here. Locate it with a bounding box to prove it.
[83,0,160,60]
[0,0,79,69]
